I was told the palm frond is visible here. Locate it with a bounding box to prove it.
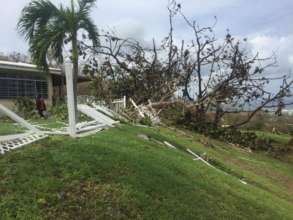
[47,20,66,64]
[78,0,97,11]
[29,28,52,70]
[30,23,66,70]
[17,0,58,41]
[79,16,100,47]
[18,0,99,70]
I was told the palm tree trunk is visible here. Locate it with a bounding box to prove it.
[72,34,79,122]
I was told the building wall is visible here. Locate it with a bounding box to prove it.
[0,74,54,115]
[0,97,52,116]
[0,99,15,109]
[0,61,63,119]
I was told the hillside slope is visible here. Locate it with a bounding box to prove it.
[0,125,292,219]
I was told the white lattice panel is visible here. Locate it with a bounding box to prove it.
[0,133,48,155]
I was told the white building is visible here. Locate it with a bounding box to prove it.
[0,60,63,108]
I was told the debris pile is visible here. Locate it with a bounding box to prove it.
[130,98,161,125]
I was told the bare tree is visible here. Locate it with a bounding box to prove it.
[80,29,183,103]
[166,1,293,127]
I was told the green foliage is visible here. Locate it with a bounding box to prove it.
[89,72,137,103]
[163,107,291,157]
[17,0,99,70]
[0,120,25,135]
[177,116,290,158]
[139,116,153,127]
[161,103,186,125]
[50,100,68,121]
[49,100,92,122]
[224,111,293,135]
[14,97,36,118]
[196,125,259,149]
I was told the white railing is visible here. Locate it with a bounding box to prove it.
[112,96,127,113]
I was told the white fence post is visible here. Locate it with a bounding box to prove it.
[123,95,127,108]
[65,59,77,138]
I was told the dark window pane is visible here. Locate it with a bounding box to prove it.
[0,76,48,99]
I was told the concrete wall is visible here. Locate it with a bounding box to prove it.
[0,100,16,117]
[0,99,15,109]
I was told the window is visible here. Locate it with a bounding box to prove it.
[0,77,48,99]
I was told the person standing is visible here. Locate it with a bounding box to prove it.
[36,95,48,118]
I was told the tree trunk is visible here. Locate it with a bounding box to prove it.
[213,101,223,128]
[72,34,79,122]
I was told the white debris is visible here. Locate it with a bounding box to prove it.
[187,149,215,168]
[164,141,177,149]
[0,104,48,155]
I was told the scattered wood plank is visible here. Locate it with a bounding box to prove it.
[164,141,177,149]
[130,98,145,118]
[187,148,248,185]
[187,149,215,168]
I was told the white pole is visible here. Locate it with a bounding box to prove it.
[0,104,40,132]
[65,59,77,138]
[123,95,127,109]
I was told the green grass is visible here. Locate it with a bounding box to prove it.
[0,117,66,135]
[0,120,25,135]
[0,124,292,219]
[255,131,291,144]
[29,117,68,129]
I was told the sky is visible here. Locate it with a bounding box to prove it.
[1,0,293,75]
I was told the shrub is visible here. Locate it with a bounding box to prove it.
[50,100,68,121]
[139,116,153,127]
[50,100,92,122]
[14,97,36,118]
[158,103,186,125]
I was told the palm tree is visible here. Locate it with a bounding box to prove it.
[17,0,99,119]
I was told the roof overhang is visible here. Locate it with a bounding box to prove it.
[0,60,62,75]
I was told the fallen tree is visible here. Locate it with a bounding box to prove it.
[79,0,293,129]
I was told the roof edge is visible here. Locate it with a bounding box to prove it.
[0,60,62,75]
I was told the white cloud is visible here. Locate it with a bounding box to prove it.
[1,0,293,80]
[288,55,293,65]
[110,19,146,41]
[178,0,241,15]
[249,34,293,73]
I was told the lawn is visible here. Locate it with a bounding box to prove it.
[0,117,66,136]
[0,124,292,219]
[0,119,25,135]
[255,130,291,144]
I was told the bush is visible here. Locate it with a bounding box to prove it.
[269,138,293,159]
[50,100,68,121]
[179,116,277,152]
[254,138,273,151]
[50,100,92,122]
[204,127,258,149]
[156,103,186,125]
[14,97,36,118]
[157,103,292,157]
[139,116,153,127]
